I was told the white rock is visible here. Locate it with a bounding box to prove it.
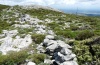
[37,45,45,53]
[60,61,78,65]
[47,40,57,46]
[60,48,72,55]
[27,62,36,65]
[43,39,50,44]
[57,40,72,48]
[44,59,53,64]
[45,35,54,40]
[46,42,59,54]
[47,30,54,35]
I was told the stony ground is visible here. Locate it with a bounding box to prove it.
[0,5,100,65]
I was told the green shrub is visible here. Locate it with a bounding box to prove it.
[31,34,45,44]
[28,53,46,64]
[47,22,60,30]
[0,50,28,65]
[56,30,78,38]
[0,21,10,33]
[73,40,100,65]
[18,28,33,34]
[0,54,8,65]
[75,30,94,40]
[70,25,79,31]
[72,41,93,65]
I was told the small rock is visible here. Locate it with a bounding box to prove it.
[44,59,53,64]
[60,48,72,55]
[45,35,54,40]
[60,61,78,65]
[27,62,36,65]
[57,40,72,48]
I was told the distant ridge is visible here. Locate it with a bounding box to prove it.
[20,5,62,12]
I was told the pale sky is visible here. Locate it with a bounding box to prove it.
[0,0,100,13]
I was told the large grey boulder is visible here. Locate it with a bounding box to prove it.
[43,39,50,46]
[60,48,72,55]
[46,43,59,55]
[57,40,72,48]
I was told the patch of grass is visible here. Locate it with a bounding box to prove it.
[0,20,11,33]
[55,29,78,38]
[0,4,10,11]
[31,34,45,44]
[0,50,28,65]
[28,53,46,64]
[18,27,34,34]
[75,30,95,40]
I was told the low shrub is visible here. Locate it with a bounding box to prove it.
[72,41,93,65]
[0,21,10,33]
[56,30,78,38]
[18,28,33,34]
[28,53,46,64]
[47,22,60,30]
[75,30,94,40]
[0,50,28,65]
[31,34,45,44]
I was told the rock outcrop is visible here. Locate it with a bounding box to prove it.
[0,30,32,55]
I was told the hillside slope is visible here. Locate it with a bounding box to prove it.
[0,5,100,65]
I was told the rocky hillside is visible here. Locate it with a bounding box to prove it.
[0,4,100,65]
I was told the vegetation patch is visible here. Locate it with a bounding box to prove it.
[31,34,45,44]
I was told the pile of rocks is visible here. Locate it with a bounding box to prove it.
[37,35,78,65]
